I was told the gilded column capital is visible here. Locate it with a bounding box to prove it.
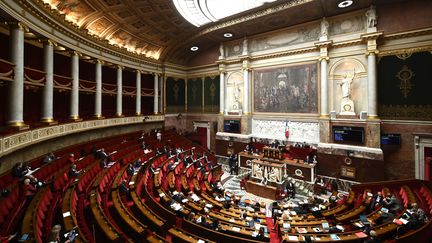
[7,22,29,32]
[116,65,124,70]
[69,51,82,57]
[95,59,104,65]
[318,56,330,62]
[39,38,57,47]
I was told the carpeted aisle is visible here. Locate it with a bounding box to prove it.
[266,217,281,243]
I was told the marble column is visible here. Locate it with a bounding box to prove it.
[70,52,80,120]
[243,69,249,114]
[41,40,55,123]
[94,60,102,118]
[135,70,141,115]
[8,23,26,126]
[154,73,159,114]
[320,58,329,117]
[116,66,123,116]
[367,52,378,118]
[219,71,225,114]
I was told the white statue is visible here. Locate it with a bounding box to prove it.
[219,44,224,59]
[320,17,329,37]
[337,70,356,115]
[233,82,241,102]
[242,38,248,55]
[365,5,377,28]
[337,72,355,99]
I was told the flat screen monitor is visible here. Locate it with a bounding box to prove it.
[333,126,364,145]
[224,120,241,133]
[381,134,401,146]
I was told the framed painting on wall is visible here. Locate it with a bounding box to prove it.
[253,62,318,114]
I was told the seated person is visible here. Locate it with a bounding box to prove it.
[68,164,80,177]
[96,148,109,160]
[43,153,57,164]
[100,159,108,169]
[133,158,142,169]
[126,164,135,176]
[20,178,38,201]
[119,179,130,195]
[12,162,30,178]
[68,153,76,164]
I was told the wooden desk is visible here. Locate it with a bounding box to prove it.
[89,190,121,242]
[111,190,146,239]
[131,191,165,228]
[245,180,278,200]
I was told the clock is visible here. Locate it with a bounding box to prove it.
[343,104,351,111]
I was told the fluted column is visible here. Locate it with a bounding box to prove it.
[320,58,329,117]
[367,52,378,118]
[116,65,123,116]
[135,70,141,115]
[242,68,249,114]
[94,60,102,118]
[8,23,26,127]
[153,73,159,114]
[70,51,80,120]
[41,40,56,124]
[219,71,225,114]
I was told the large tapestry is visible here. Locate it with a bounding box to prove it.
[187,78,203,113]
[166,77,185,113]
[204,76,220,113]
[253,63,318,113]
[378,51,432,120]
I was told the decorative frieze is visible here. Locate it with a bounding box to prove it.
[251,119,319,143]
[0,115,164,156]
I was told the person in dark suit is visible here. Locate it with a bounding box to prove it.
[68,164,80,177]
[228,154,237,175]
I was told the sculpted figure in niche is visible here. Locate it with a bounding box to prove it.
[219,44,224,58]
[365,5,377,28]
[320,17,329,37]
[337,71,355,99]
[242,38,248,54]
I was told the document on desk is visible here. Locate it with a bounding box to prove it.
[330,234,340,240]
[231,227,241,232]
[288,235,298,241]
[63,211,71,217]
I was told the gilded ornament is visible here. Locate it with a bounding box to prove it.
[396,65,415,99]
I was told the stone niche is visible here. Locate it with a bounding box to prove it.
[225,71,244,114]
[329,57,367,115]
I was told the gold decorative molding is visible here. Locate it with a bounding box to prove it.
[382,27,432,41]
[378,46,432,57]
[379,104,432,121]
[194,0,314,37]
[396,65,415,99]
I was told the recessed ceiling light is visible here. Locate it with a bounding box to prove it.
[190,46,199,51]
[338,0,353,8]
[224,32,233,38]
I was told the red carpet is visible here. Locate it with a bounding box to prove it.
[266,217,282,243]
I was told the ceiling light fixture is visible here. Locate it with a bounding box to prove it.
[338,0,353,8]
[190,46,199,51]
[224,32,233,38]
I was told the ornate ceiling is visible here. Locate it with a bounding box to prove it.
[27,0,406,65]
